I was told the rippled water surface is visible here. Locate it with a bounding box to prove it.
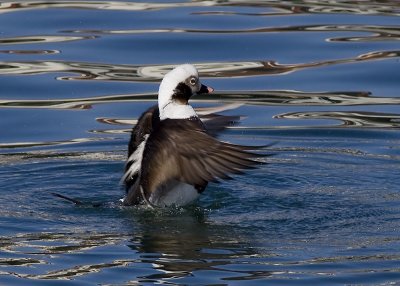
[1,1,400,285]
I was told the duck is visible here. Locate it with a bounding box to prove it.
[122,64,264,207]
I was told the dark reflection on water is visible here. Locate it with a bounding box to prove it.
[129,212,266,282]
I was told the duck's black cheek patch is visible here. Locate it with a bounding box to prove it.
[172,82,192,104]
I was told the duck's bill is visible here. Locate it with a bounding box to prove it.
[198,84,214,94]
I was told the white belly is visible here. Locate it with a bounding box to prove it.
[149,181,200,207]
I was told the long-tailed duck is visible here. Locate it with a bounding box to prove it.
[122,64,264,207]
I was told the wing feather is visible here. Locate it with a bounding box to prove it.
[141,119,266,191]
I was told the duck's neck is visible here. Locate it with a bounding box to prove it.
[159,102,197,120]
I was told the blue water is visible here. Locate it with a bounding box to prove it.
[1,1,400,285]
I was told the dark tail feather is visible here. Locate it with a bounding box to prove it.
[51,193,103,207]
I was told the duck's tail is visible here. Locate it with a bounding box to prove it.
[51,192,103,207]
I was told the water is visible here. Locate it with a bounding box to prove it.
[1,1,400,285]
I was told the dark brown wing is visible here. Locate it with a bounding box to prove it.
[140,119,265,195]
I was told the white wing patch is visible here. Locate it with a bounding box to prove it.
[121,134,149,183]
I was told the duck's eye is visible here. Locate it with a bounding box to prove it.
[189,77,197,85]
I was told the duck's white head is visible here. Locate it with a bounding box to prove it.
[158,64,213,120]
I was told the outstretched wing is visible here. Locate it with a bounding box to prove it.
[141,119,266,193]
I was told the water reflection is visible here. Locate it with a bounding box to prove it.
[63,24,400,43]
[0,232,133,280]
[0,151,123,166]
[1,0,399,16]
[0,137,110,149]
[0,35,95,45]
[0,50,59,55]
[1,222,399,283]
[1,206,399,283]
[129,211,271,283]
[1,51,398,81]
[1,90,399,110]
[0,210,272,282]
[276,111,400,128]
